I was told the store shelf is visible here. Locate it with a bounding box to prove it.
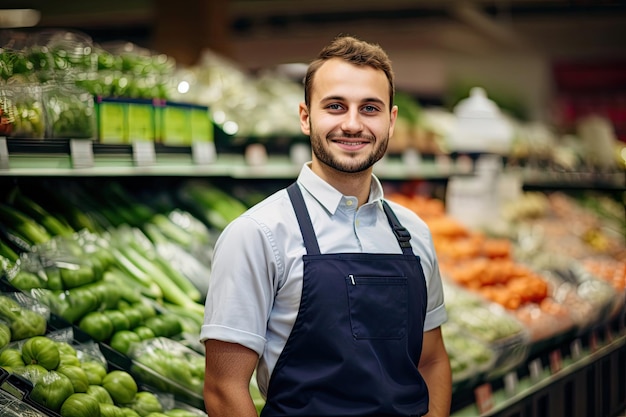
[453,314,626,417]
[0,138,460,180]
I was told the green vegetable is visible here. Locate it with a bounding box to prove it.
[54,284,101,323]
[6,188,75,237]
[143,316,182,338]
[100,403,126,417]
[81,361,108,385]
[178,182,248,230]
[117,245,204,314]
[78,312,114,342]
[0,203,51,246]
[21,336,60,371]
[30,370,75,412]
[131,339,204,395]
[0,239,19,263]
[56,341,78,357]
[133,326,155,341]
[103,269,142,304]
[103,310,131,332]
[110,330,141,355]
[0,295,47,341]
[81,280,122,311]
[0,348,25,368]
[102,370,137,405]
[59,353,81,368]
[126,391,162,417]
[120,407,142,417]
[14,363,48,384]
[86,384,114,405]
[121,307,144,329]
[165,409,201,417]
[111,247,162,299]
[60,393,102,417]
[57,365,90,393]
[8,270,48,291]
[60,262,98,289]
[128,231,201,303]
[0,322,10,348]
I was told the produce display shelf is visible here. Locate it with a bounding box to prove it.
[0,138,459,180]
[451,313,626,417]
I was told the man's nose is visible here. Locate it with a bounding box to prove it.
[341,109,363,133]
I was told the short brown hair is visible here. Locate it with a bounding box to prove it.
[304,35,395,108]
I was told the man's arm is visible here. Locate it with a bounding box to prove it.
[419,327,452,417]
[204,339,260,417]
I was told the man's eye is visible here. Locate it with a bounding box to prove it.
[327,103,343,110]
[362,105,379,113]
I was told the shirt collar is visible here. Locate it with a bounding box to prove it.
[296,163,385,215]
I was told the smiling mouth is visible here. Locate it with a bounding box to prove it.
[334,140,368,146]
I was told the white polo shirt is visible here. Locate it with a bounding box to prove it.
[200,163,447,397]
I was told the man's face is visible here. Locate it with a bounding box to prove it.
[299,58,397,174]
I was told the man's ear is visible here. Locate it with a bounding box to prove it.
[388,104,398,138]
[299,102,310,135]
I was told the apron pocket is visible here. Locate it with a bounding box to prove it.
[345,275,408,339]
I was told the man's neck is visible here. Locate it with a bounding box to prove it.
[311,163,373,207]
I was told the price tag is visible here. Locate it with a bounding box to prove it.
[402,148,422,168]
[289,143,310,166]
[192,141,216,165]
[132,140,156,167]
[70,139,94,169]
[504,371,519,396]
[0,137,9,170]
[1,379,27,400]
[570,339,583,360]
[529,358,543,382]
[549,349,562,374]
[245,143,268,166]
[474,383,494,414]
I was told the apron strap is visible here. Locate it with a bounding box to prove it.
[382,200,414,255]
[287,182,321,255]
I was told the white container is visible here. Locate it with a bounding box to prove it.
[447,87,514,155]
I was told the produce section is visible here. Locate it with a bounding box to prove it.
[0,25,625,417]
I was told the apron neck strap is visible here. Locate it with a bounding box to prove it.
[288,182,414,256]
[287,182,321,255]
[382,201,414,255]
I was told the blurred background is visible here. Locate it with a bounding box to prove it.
[2,0,626,128]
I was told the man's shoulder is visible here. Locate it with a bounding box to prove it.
[241,188,295,224]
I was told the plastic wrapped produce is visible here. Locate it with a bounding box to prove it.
[441,322,495,391]
[0,84,45,139]
[443,281,529,379]
[43,81,95,139]
[128,337,204,403]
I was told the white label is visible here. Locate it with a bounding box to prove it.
[289,143,310,166]
[70,139,94,169]
[0,137,8,170]
[529,358,543,381]
[504,371,519,396]
[245,143,268,166]
[132,140,156,166]
[446,174,497,230]
[570,339,583,359]
[192,141,216,165]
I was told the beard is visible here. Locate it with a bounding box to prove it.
[309,123,389,174]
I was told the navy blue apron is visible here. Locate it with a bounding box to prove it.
[260,183,429,417]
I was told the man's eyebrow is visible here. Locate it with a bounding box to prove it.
[320,95,386,105]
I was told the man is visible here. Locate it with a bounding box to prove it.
[202,35,452,417]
